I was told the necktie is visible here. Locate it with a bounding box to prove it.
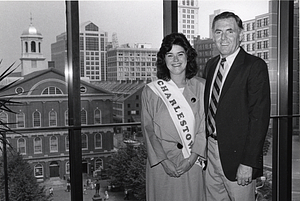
[207,58,226,137]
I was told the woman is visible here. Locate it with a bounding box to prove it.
[141,33,207,201]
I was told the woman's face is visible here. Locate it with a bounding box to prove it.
[165,44,187,77]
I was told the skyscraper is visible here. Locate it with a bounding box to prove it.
[51,21,108,81]
[178,0,199,46]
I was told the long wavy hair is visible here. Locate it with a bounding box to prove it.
[156,33,198,81]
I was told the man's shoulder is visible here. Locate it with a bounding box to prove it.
[240,47,266,64]
[207,55,220,64]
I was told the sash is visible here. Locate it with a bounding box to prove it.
[148,79,201,167]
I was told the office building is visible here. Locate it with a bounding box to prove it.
[51,21,108,81]
[106,45,157,82]
[178,0,199,46]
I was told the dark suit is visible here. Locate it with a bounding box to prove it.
[203,47,270,181]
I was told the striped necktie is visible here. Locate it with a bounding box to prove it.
[207,58,226,137]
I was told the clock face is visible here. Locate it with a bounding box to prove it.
[80,86,87,93]
[15,87,24,95]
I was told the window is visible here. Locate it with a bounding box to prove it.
[263,40,269,49]
[257,42,262,50]
[16,112,25,128]
[42,86,63,95]
[257,52,262,58]
[34,137,42,154]
[81,109,87,125]
[263,29,269,37]
[66,162,70,174]
[65,110,68,126]
[25,42,28,52]
[95,133,102,148]
[34,164,43,178]
[17,138,26,154]
[65,135,69,151]
[257,19,262,28]
[247,44,250,51]
[33,110,41,127]
[31,41,36,52]
[49,110,57,127]
[50,136,58,152]
[247,34,250,41]
[82,134,88,149]
[263,51,269,60]
[94,109,101,124]
[257,30,262,38]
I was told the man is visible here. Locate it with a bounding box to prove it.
[203,11,270,200]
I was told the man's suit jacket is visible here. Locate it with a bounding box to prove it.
[203,47,271,181]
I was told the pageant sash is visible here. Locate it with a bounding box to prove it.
[148,79,201,167]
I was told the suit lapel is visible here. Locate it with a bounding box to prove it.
[219,48,246,102]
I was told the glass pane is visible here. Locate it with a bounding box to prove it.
[293,117,300,201]
[198,1,273,200]
[292,1,300,199]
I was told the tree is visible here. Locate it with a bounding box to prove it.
[108,142,147,201]
[0,151,49,201]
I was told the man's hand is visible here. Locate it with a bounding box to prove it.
[236,164,253,186]
[161,159,180,177]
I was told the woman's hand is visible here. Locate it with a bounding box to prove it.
[161,159,180,178]
[176,153,198,176]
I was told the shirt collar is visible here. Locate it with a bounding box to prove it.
[221,47,240,68]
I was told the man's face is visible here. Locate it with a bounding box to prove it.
[212,17,243,57]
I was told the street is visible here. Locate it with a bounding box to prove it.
[44,180,137,201]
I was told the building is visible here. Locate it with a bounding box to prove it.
[94,81,145,123]
[106,45,157,82]
[51,21,108,81]
[93,81,145,137]
[1,22,115,181]
[193,37,216,77]
[178,0,199,46]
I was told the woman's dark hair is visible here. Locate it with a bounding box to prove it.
[156,33,198,81]
[212,11,244,30]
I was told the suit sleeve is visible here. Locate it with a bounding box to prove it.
[141,86,167,167]
[241,59,271,168]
